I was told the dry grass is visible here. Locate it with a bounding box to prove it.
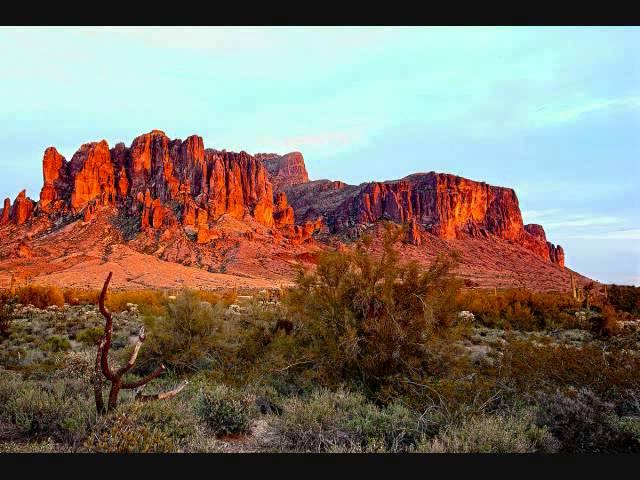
[13,285,64,309]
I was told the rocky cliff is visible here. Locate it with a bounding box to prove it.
[283,173,565,266]
[255,152,309,191]
[20,131,309,238]
[0,129,565,274]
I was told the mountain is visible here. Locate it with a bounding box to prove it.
[0,130,587,291]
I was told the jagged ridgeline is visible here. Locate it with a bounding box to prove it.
[0,129,572,291]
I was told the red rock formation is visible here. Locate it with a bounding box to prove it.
[273,192,295,227]
[406,219,422,246]
[16,240,32,259]
[39,147,68,211]
[524,224,565,267]
[257,152,309,191]
[0,198,9,226]
[285,173,564,266]
[29,131,278,232]
[68,141,116,211]
[10,190,34,225]
[141,189,153,230]
[0,129,567,280]
[196,225,220,244]
[548,243,565,267]
[83,202,96,222]
[151,199,165,229]
[110,142,130,200]
[336,173,523,240]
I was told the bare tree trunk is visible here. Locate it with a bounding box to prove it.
[94,272,187,414]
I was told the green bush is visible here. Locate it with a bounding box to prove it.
[52,351,94,384]
[416,410,557,453]
[0,374,96,447]
[284,224,465,394]
[141,290,227,372]
[269,388,427,452]
[0,298,14,337]
[195,384,254,437]
[457,288,580,331]
[500,338,640,404]
[613,416,640,444]
[75,326,104,346]
[42,335,71,352]
[535,388,639,453]
[85,400,197,453]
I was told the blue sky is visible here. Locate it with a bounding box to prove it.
[0,27,638,284]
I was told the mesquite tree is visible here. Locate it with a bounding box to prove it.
[94,272,187,414]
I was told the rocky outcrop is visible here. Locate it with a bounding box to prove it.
[15,240,32,259]
[548,243,565,266]
[330,173,524,241]
[27,130,280,231]
[285,173,564,266]
[524,224,565,267]
[10,190,35,225]
[256,152,309,191]
[406,219,422,246]
[39,147,69,211]
[0,198,10,226]
[273,192,295,228]
[0,129,565,270]
[69,141,116,211]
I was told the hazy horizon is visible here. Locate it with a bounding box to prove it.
[0,26,638,285]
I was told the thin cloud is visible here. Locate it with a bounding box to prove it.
[544,215,624,229]
[564,229,640,240]
[255,127,369,154]
[521,209,562,222]
[530,96,640,127]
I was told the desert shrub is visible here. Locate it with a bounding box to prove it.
[197,289,238,307]
[75,326,104,346]
[269,388,427,452]
[140,290,227,372]
[594,304,622,337]
[51,351,94,383]
[613,416,640,444]
[535,388,639,453]
[0,374,96,447]
[458,288,580,331]
[283,224,465,395]
[416,409,557,453]
[0,438,62,453]
[15,285,64,309]
[231,298,311,387]
[500,338,640,405]
[195,384,254,437]
[63,288,100,306]
[0,297,13,337]
[105,289,167,316]
[85,400,197,453]
[42,335,71,352]
[607,284,640,316]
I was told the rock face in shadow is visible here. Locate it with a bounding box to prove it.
[255,152,309,191]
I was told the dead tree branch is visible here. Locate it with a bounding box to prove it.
[94,272,186,413]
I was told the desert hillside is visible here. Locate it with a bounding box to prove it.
[0,129,585,291]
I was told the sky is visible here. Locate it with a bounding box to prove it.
[0,26,638,285]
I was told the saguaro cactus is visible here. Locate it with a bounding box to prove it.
[94,272,187,414]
